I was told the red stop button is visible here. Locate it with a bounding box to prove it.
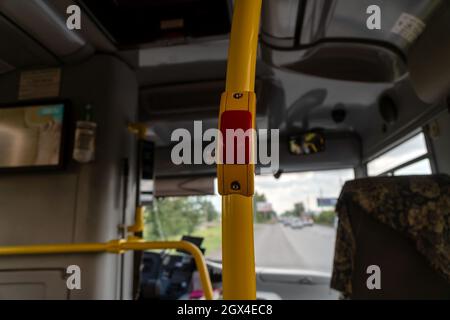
[220,110,252,164]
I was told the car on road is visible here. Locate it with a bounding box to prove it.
[303,218,314,227]
[279,217,294,227]
[290,219,305,229]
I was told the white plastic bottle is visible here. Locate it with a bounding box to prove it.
[73,104,97,163]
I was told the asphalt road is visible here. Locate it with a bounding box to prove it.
[254,223,336,273]
[207,223,337,273]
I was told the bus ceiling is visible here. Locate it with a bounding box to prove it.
[0,0,449,164]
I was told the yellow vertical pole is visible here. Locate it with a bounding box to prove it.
[225,1,262,93]
[221,0,262,300]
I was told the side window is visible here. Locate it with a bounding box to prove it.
[367,132,432,176]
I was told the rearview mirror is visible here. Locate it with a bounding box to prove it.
[289,131,325,155]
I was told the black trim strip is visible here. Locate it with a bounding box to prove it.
[294,0,307,47]
[260,37,408,64]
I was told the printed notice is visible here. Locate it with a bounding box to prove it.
[19,68,61,100]
[391,13,426,43]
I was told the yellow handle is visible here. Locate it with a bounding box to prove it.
[225,1,262,92]
[127,206,145,234]
[0,239,214,300]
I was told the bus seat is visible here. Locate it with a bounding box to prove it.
[331,175,450,299]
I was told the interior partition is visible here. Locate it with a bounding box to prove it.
[0,55,138,299]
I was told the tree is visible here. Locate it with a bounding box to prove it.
[144,197,219,241]
[314,210,336,226]
[292,202,305,217]
[282,202,305,218]
[254,192,276,223]
[254,192,267,202]
[194,197,219,222]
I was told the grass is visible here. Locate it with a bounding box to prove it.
[144,222,222,258]
[191,223,222,257]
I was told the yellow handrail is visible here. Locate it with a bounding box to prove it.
[225,0,262,93]
[220,0,262,300]
[0,239,214,300]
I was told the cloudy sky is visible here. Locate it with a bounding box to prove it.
[254,169,354,213]
[208,168,354,214]
[367,133,429,175]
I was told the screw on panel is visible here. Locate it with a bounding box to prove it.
[233,93,243,99]
[231,181,241,191]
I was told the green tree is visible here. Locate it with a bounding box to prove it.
[254,192,267,202]
[144,197,219,241]
[282,202,305,218]
[314,210,336,226]
[254,192,276,223]
[194,197,219,222]
[292,202,305,217]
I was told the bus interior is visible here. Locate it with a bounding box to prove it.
[0,0,449,300]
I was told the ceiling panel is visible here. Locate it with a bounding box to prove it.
[80,0,231,47]
[0,15,59,71]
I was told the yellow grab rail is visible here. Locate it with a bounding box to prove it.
[225,0,262,93]
[0,239,214,300]
[219,0,262,300]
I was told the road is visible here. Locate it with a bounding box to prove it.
[208,223,337,273]
[253,223,336,273]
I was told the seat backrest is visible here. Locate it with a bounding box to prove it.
[331,175,450,299]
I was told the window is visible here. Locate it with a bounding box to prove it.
[144,169,355,273]
[144,195,222,260]
[252,169,354,272]
[394,158,432,176]
[367,133,432,176]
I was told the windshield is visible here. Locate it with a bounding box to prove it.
[144,168,354,273]
[144,195,222,259]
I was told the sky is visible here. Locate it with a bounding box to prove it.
[367,133,429,175]
[208,168,354,215]
[254,169,354,213]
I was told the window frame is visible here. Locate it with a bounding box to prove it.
[364,131,436,177]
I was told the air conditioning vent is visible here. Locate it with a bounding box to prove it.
[140,81,225,121]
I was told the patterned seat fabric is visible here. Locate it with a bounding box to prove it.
[331,175,450,298]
